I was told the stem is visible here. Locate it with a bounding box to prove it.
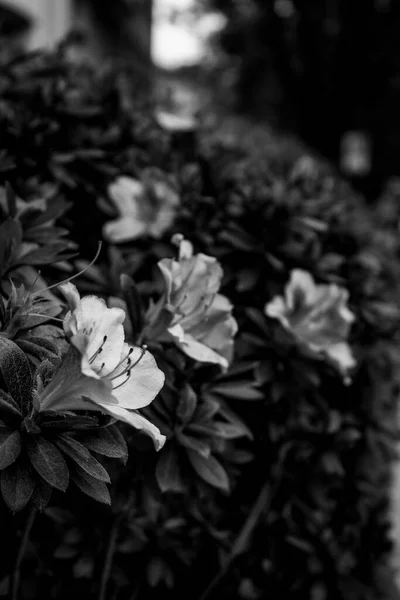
[98,518,121,600]
[199,477,279,600]
[10,506,37,600]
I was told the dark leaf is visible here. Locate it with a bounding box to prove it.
[70,467,111,505]
[186,450,230,492]
[1,461,36,512]
[31,478,52,511]
[27,436,69,491]
[40,413,99,432]
[155,444,185,493]
[176,383,197,424]
[0,220,22,275]
[55,435,110,482]
[120,273,144,341]
[0,390,22,422]
[210,381,264,401]
[177,432,211,458]
[0,337,33,415]
[79,425,128,460]
[0,428,21,469]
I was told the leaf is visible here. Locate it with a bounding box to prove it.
[120,274,144,341]
[0,390,22,422]
[0,428,21,469]
[16,339,58,362]
[0,337,33,415]
[70,467,111,505]
[27,436,69,492]
[210,381,264,401]
[213,422,253,440]
[79,426,128,460]
[177,432,211,458]
[186,450,230,492]
[0,220,22,276]
[55,435,110,482]
[31,478,52,511]
[1,461,36,512]
[155,444,185,493]
[176,383,197,424]
[40,413,99,432]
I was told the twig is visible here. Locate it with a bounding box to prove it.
[98,517,121,600]
[10,506,37,600]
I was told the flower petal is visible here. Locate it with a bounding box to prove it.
[94,403,166,450]
[110,346,165,409]
[103,217,148,243]
[168,325,229,370]
[108,176,143,218]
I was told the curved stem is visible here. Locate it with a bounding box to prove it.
[98,518,121,600]
[10,506,37,600]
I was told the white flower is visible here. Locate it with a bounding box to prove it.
[103,170,180,244]
[38,283,166,450]
[265,269,356,380]
[146,235,237,370]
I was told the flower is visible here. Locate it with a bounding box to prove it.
[147,235,237,370]
[265,269,356,380]
[37,283,166,450]
[103,169,180,243]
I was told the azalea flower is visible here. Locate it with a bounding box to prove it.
[36,283,166,450]
[155,109,197,132]
[146,235,238,370]
[103,168,180,243]
[265,269,356,380]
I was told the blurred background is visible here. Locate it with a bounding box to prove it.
[1,0,400,201]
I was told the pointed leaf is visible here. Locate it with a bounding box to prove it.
[79,425,128,460]
[120,274,144,341]
[55,435,110,482]
[155,444,185,493]
[27,436,69,491]
[0,390,22,422]
[1,461,36,512]
[31,478,52,511]
[0,336,33,415]
[186,450,230,492]
[210,381,264,401]
[0,429,21,469]
[176,383,197,424]
[0,220,22,275]
[176,432,211,458]
[70,467,111,505]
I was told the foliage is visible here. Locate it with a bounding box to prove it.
[0,46,399,600]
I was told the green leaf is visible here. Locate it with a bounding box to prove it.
[55,435,110,482]
[186,451,230,492]
[17,339,58,362]
[0,337,33,415]
[0,428,21,470]
[1,461,36,512]
[27,436,69,491]
[70,467,111,505]
[79,426,128,460]
[155,444,185,493]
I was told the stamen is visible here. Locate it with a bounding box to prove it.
[112,371,131,390]
[109,346,147,385]
[32,241,103,297]
[89,335,108,363]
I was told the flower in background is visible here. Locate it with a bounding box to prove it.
[37,283,166,450]
[103,168,180,243]
[265,269,356,380]
[146,234,237,370]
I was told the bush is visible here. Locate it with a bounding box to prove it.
[0,48,400,600]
